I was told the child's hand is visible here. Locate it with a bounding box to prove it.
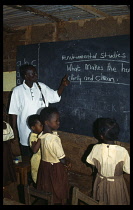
[66,162,72,170]
[31,141,37,147]
[65,159,72,171]
[31,138,41,154]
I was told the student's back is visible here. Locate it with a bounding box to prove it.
[86,118,130,205]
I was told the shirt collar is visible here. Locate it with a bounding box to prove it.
[23,80,37,90]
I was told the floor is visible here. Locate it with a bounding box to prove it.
[4,172,130,205]
[3,169,94,205]
[3,175,93,205]
[3,183,74,205]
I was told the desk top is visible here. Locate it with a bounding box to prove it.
[14,156,31,169]
[3,198,25,205]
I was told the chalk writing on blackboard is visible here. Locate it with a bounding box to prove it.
[61,52,130,86]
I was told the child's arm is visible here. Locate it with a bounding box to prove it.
[59,157,71,170]
[31,138,41,154]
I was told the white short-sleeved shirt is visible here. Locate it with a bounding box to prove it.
[8,81,61,146]
[40,133,65,163]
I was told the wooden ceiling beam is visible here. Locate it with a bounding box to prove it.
[73,5,110,17]
[7,5,63,22]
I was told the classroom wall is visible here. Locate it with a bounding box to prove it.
[3,15,130,72]
[3,15,130,177]
[3,14,130,109]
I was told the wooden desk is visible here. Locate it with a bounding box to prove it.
[15,156,31,186]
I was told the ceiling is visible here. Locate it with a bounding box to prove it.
[3,5,130,32]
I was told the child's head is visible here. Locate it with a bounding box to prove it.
[40,107,60,131]
[93,118,120,141]
[27,114,43,134]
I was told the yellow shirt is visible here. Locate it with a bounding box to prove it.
[29,132,41,183]
[40,133,65,163]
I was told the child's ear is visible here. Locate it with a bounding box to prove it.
[45,120,49,126]
[31,125,35,131]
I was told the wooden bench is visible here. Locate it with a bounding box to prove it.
[72,187,106,205]
[68,170,93,196]
[24,183,53,205]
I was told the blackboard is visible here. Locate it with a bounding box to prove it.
[16,35,130,143]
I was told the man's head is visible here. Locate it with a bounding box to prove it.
[20,64,38,82]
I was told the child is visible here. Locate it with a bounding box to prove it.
[86,118,130,205]
[36,107,71,205]
[27,114,43,185]
[3,104,17,199]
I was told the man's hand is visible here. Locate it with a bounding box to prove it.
[10,134,19,143]
[61,75,70,87]
[10,138,17,143]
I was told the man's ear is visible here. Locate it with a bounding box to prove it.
[24,74,28,80]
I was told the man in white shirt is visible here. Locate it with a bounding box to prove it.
[8,64,69,157]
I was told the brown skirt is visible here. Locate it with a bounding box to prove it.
[36,160,69,204]
[3,140,17,187]
[93,173,130,205]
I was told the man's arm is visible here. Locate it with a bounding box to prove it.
[57,75,70,96]
[10,114,19,141]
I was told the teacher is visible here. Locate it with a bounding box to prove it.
[8,64,70,157]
